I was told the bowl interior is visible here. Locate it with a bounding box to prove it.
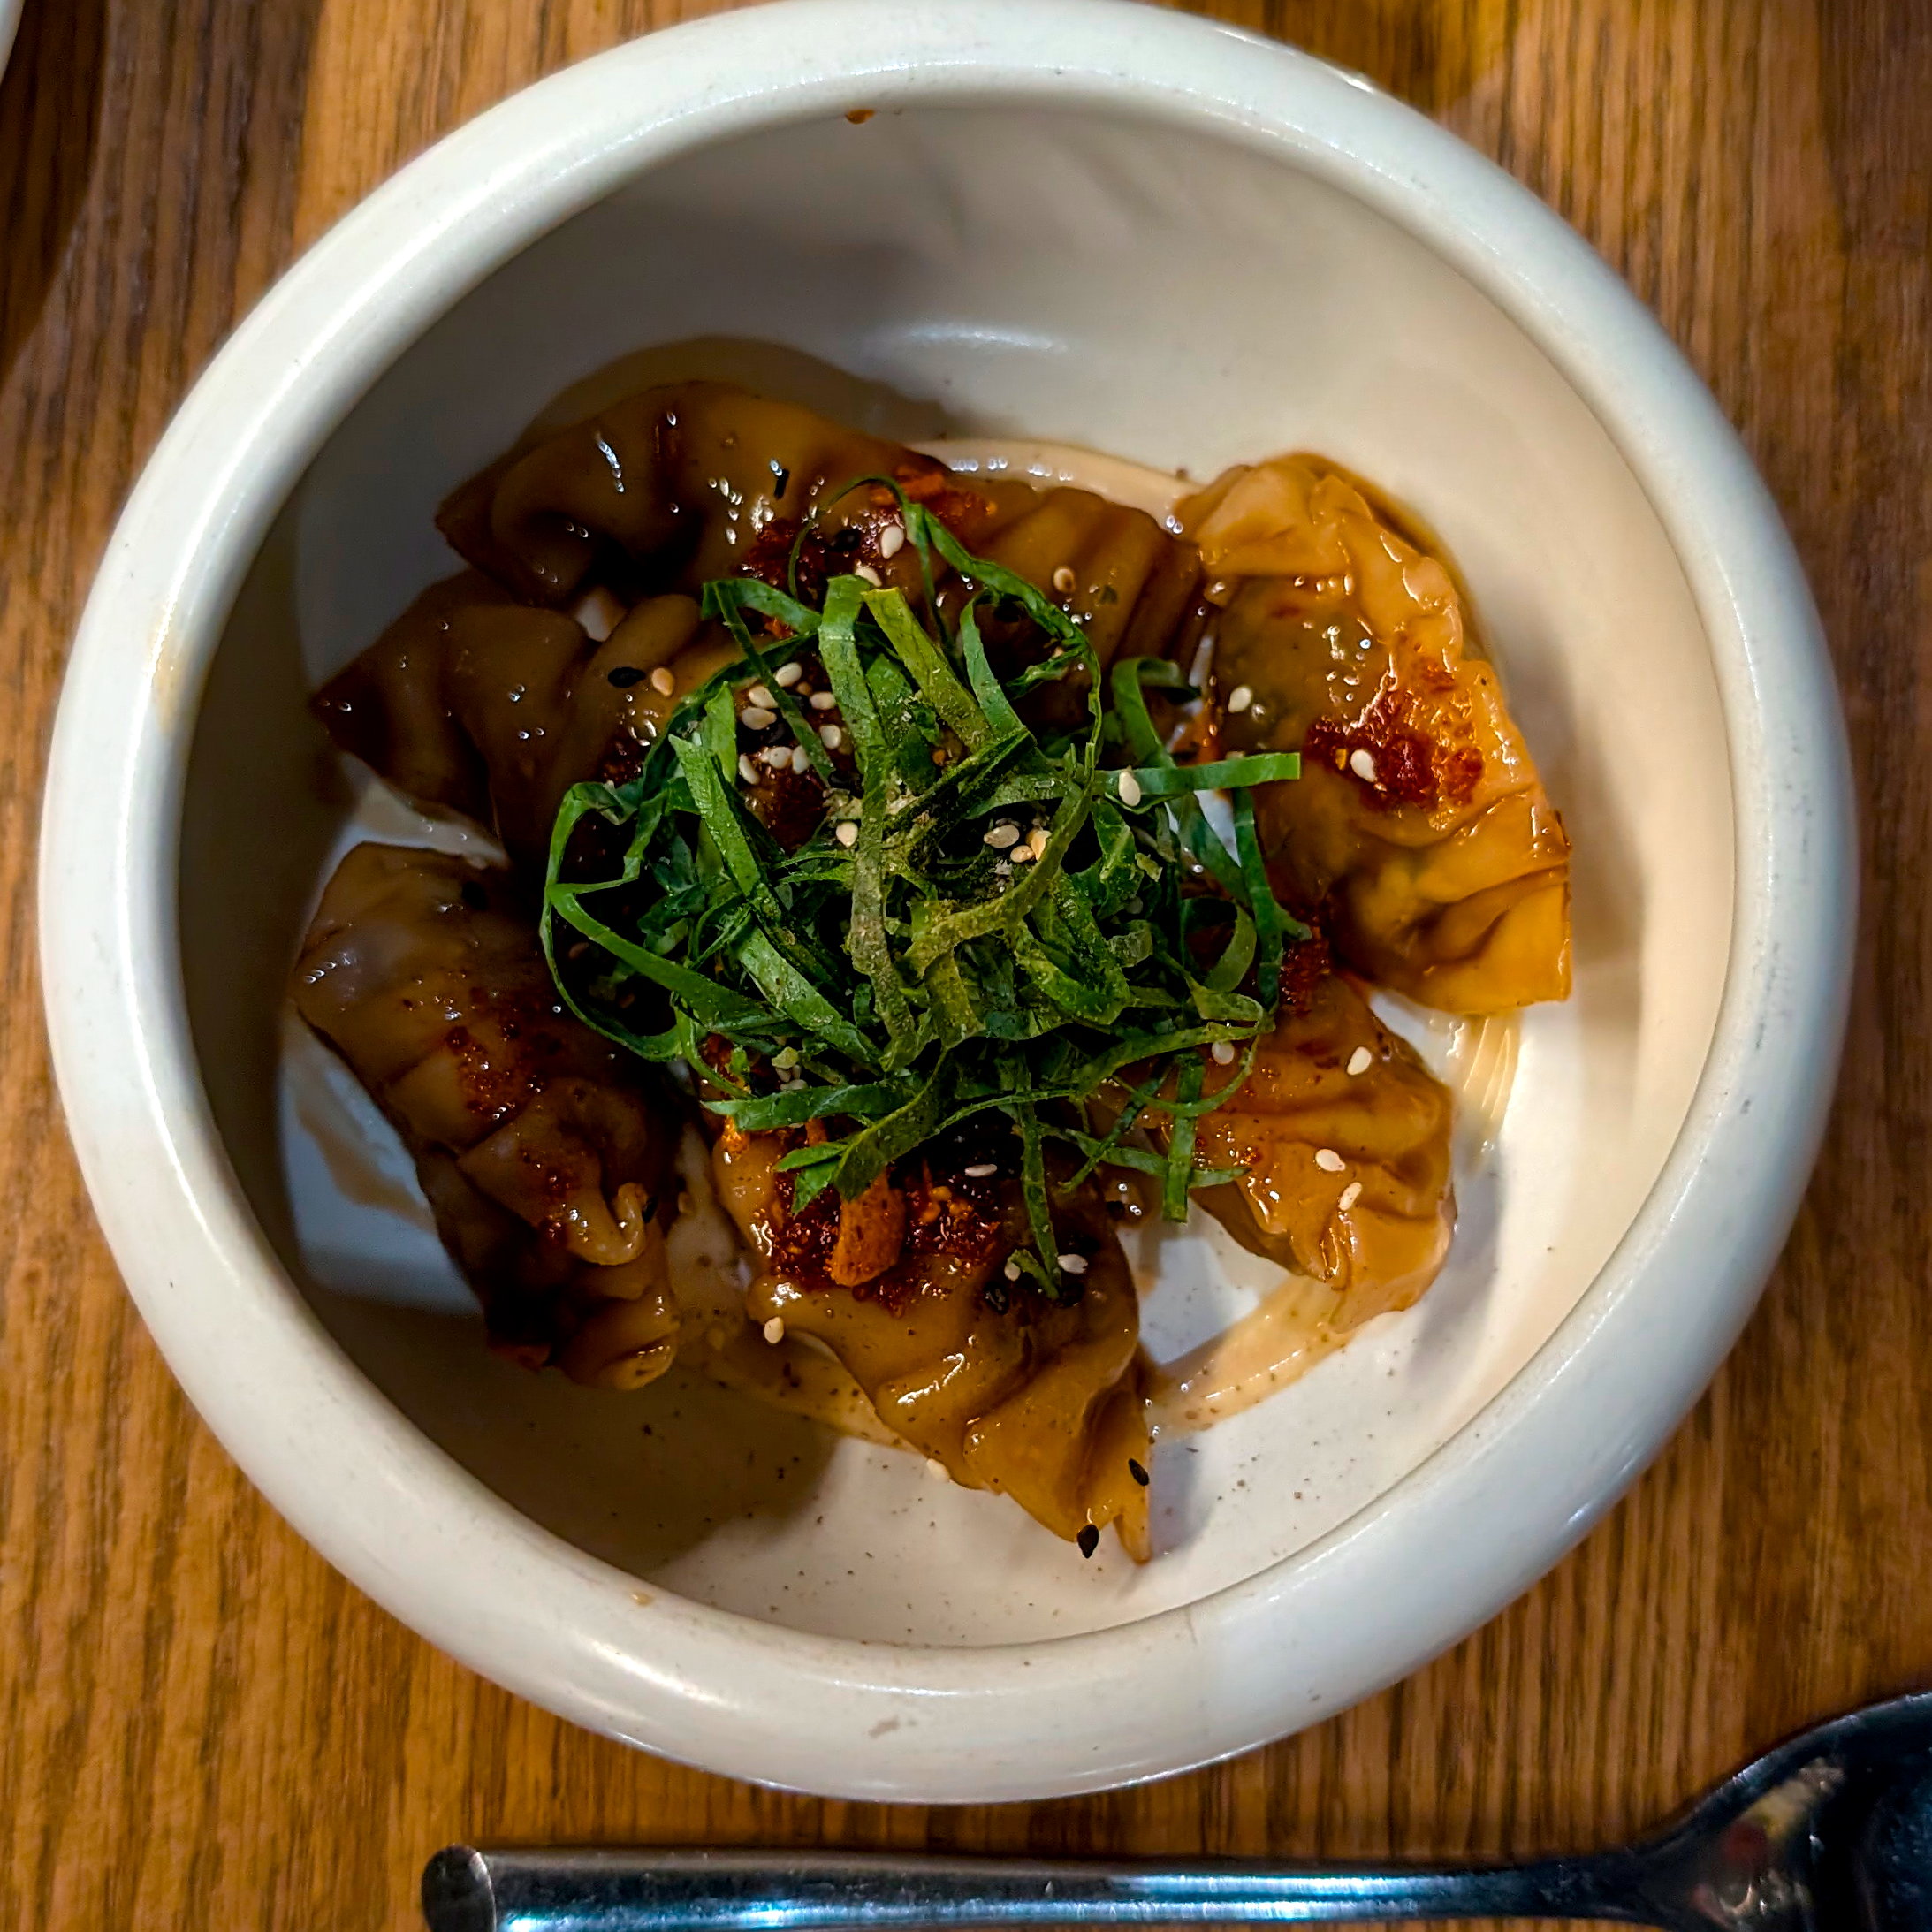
[179,98,1731,1647]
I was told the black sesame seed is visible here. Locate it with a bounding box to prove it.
[460,880,488,911]
[606,666,647,688]
[1128,1457,1150,1488]
[1076,1524,1100,1559]
[770,461,790,498]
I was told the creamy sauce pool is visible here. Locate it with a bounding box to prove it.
[919,439,1188,524]
[1147,1008,1517,1433]
[283,1014,440,1225]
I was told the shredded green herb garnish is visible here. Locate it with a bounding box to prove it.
[542,487,1304,1292]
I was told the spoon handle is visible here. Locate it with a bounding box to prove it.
[422,1846,1660,1931]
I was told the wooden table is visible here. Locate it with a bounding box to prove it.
[2,1,1924,1926]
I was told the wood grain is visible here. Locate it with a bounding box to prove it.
[2,1,1927,1926]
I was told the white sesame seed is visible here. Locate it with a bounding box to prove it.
[1010,843,1036,864]
[1052,565,1077,594]
[737,753,760,785]
[1027,826,1051,859]
[1314,1148,1346,1173]
[925,1457,950,1482]
[962,1162,998,1178]
[1338,1181,1363,1212]
[781,1076,806,1092]
[1003,1257,1022,1281]
[854,563,883,587]
[789,744,811,772]
[763,1315,786,1344]
[1228,684,1254,713]
[757,745,790,767]
[1056,1251,1089,1275]
[819,723,844,749]
[985,821,1021,848]
[648,666,675,696]
[1211,1040,1236,1065]
[774,661,803,688]
[574,585,626,642]
[741,705,777,731]
[1116,771,1143,808]
[810,689,838,711]
[1347,1046,1373,1076]
[879,522,906,559]
[748,683,776,710]
[1349,748,1379,783]
[835,821,859,848]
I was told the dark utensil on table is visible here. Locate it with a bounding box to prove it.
[422,1692,1932,1930]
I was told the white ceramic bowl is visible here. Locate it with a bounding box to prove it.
[42,0,1852,1800]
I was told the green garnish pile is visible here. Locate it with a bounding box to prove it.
[543,489,1303,1296]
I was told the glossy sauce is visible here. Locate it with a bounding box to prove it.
[669,1128,903,1446]
[1146,1004,1517,1434]
[689,437,1517,1448]
[935,442,1522,1437]
[296,417,1514,1460]
[1148,1273,1353,1432]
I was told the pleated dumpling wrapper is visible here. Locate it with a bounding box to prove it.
[1181,456,1571,1015]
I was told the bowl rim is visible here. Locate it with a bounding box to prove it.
[39,0,1853,1801]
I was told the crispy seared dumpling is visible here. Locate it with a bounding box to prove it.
[710,1125,1152,1559]
[293,842,685,1388]
[1181,455,1571,1015]
[1185,961,1456,1331]
[312,575,733,870]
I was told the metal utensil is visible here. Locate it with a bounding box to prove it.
[422,1692,1932,1931]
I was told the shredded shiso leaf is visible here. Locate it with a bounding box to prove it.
[542,487,1304,1293]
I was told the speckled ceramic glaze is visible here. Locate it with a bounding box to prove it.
[41,0,1852,1799]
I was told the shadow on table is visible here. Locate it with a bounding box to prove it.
[0,0,106,398]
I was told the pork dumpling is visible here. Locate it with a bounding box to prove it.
[1181,455,1571,1015]
[1185,959,1456,1331]
[710,1126,1152,1559]
[950,482,1208,729]
[312,574,731,870]
[971,486,1201,669]
[436,379,1203,681]
[436,378,969,605]
[293,842,686,1388]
